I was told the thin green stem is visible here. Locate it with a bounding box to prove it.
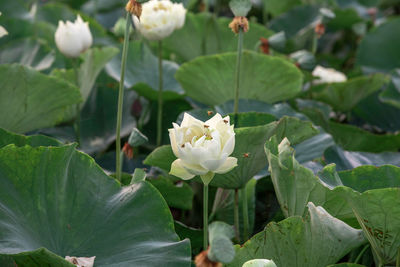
[396,247,400,267]
[354,244,369,264]
[116,13,131,181]
[311,32,318,55]
[233,27,244,125]
[72,58,80,147]
[203,184,209,250]
[241,187,249,241]
[156,40,163,146]
[234,188,240,242]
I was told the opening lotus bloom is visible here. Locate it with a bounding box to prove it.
[169,113,237,184]
[133,0,186,41]
[312,65,347,84]
[55,15,93,58]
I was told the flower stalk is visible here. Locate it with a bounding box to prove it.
[234,188,240,242]
[72,58,81,147]
[241,186,249,241]
[203,184,209,250]
[233,27,244,120]
[116,12,131,181]
[157,40,163,146]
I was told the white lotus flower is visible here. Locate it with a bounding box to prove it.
[0,12,7,38]
[133,0,186,41]
[312,65,347,84]
[169,113,237,185]
[55,15,93,58]
[242,259,277,267]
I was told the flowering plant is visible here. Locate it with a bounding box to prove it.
[133,0,186,41]
[169,113,237,185]
[55,15,93,58]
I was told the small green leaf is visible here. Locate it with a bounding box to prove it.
[128,127,148,147]
[208,221,235,263]
[130,168,147,184]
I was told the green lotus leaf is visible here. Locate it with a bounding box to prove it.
[162,13,273,63]
[175,51,303,106]
[226,203,365,267]
[207,221,235,263]
[265,136,354,224]
[0,145,191,266]
[311,73,389,112]
[326,121,400,153]
[149,175,194,210]
[0,128,61,149]
[106,41,184,101]
[357,18,400,73]
[324,145,400,171]
[319,164,400,265]
[0,64,81,133]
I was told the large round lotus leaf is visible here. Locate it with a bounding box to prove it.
[0,64,81,134]
[162,13,273,63]
[310,74,389,112]
[0,145,191,266]
[226,203,365,267]
[324,145,400,171]
[357,18,400,73]
[0,128,61,149]
[326,121,400,153]
[175,51,303,106]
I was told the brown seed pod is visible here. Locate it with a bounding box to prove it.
[228,16,249,34]
[126,0,142,18]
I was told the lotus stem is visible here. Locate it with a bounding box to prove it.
[203,184,209,250]
[233,27,244,125]
[311,32,318,55]
[354,244,369,264]
[116,13,131,181]
[396,247,400,267]
[72,58,81,147]
[241,186,249,241]
[156,40,163,146]
[234,188,240,242]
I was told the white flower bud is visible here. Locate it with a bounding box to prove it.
[312,65,347,84]
[55,15,93,58]
[0,12,7,38]
[169,113,237,185]
[133,0,187,41]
